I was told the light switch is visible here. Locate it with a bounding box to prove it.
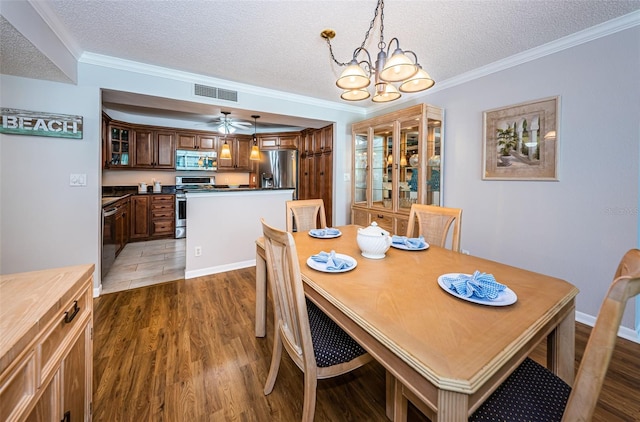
[70,173,87,186]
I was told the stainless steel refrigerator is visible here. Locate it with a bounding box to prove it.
[258,149,298,198]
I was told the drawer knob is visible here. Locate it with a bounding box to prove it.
[64,301,80,324]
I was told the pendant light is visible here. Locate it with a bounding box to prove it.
[250,115,260,161]
[321,0,434,102]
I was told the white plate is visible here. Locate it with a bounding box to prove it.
[307,253,357,273]
[437,273,517,306]
[308,229,342,239]
[390,242,429,251]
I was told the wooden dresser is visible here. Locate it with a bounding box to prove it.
[0,264,94,422]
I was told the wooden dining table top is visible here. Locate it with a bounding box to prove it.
[285,225,579,394]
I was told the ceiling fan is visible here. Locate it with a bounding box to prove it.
[212,111,252,135]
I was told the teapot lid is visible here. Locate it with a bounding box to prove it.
[359,221,389,236]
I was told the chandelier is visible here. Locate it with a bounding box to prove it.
[250,115,260,161]
[321,0,434,102]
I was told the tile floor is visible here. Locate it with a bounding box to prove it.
[101,238,186,295]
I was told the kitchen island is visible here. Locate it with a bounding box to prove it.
[184,188,293,278]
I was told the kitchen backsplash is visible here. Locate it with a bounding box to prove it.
[102,170,249,186]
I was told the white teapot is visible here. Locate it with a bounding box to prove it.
[357,222,392,259]
[138,182,147,193]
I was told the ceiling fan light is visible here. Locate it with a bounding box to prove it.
[218,125,236,135]
[372,83,401,103]
[220,141,232,159]
[340,88,371,101]
[399,67,435,93]
[379,48,418,82]
[336,60,370,90]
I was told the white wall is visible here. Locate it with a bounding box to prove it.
[392,26,639,336]
[0,75,101,280]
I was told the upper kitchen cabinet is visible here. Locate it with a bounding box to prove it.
[132,129,176,169]
[351,104,443,234]
[176,132,217,150]
[217,136,252,172]
[258,133,300,150]
[107,123,132,167]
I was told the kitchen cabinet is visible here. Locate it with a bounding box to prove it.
[351,104,443,232]
[0,265,93,422]
[217,136,252,171]
[129,194,175,241]
[150,195,175,238]
[258,133,300,150]
[130,195,150,240]
[107,123,132,167]
[177,132,217,150]
[114,197,129,255]
[132,129,176,169]
[297,124,333,226]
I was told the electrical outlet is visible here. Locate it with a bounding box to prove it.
[195,246,202,257]
[69,173,87,186]
[343,173,350,182]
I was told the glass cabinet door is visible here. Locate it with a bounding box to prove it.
[353,129,369,206]
[426,114,442,206]
[398,116,421,210]
[372,123,393,210]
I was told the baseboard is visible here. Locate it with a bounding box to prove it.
[185,259,256,279]
[576,311,639,344]
[93,283,102,298]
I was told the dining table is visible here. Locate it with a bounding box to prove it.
[254,225,579,421]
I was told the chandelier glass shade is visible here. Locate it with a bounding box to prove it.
[321,0,434,102]
[249,115,260,161]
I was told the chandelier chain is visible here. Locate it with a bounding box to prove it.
[324,0,384,67]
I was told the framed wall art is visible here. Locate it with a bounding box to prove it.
[482,96,559,180]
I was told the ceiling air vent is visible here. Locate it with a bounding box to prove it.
[194,84,238,102]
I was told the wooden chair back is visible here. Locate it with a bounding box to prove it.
[406,204,462,252]
[286,199,327,232]
[563,248,640,421]
[261,219,314,372]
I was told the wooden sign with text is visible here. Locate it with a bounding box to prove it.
[0,108,83,139]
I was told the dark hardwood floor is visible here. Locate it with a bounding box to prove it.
[93,268,640,421]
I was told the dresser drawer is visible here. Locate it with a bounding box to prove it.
[39,287,90,384]
[0,351,36,422]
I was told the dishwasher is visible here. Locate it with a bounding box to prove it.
[101,205,118,278]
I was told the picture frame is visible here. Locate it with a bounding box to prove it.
[482,96,559,180]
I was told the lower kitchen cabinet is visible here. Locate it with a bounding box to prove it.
[0,265,94,422]
[150,195,175,238]
[130,194,175,241]
[130,195,150,240]
[114,198,129,255]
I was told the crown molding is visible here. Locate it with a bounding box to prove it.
[424,10,640,95]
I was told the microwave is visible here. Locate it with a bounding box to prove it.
[176,149,217,171]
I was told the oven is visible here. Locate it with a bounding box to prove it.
[175,176,216,238]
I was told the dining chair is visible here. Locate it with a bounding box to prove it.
[286,199,327,232]
[261,219,372,421]
[406,204,462,252]
[470,248,640,421]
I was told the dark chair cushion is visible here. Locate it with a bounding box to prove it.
[306,299,367,368]
[470,357,571,422]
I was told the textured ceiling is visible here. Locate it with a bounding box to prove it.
[2,1,640,127]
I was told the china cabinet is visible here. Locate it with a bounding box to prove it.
[351,104,443,234]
